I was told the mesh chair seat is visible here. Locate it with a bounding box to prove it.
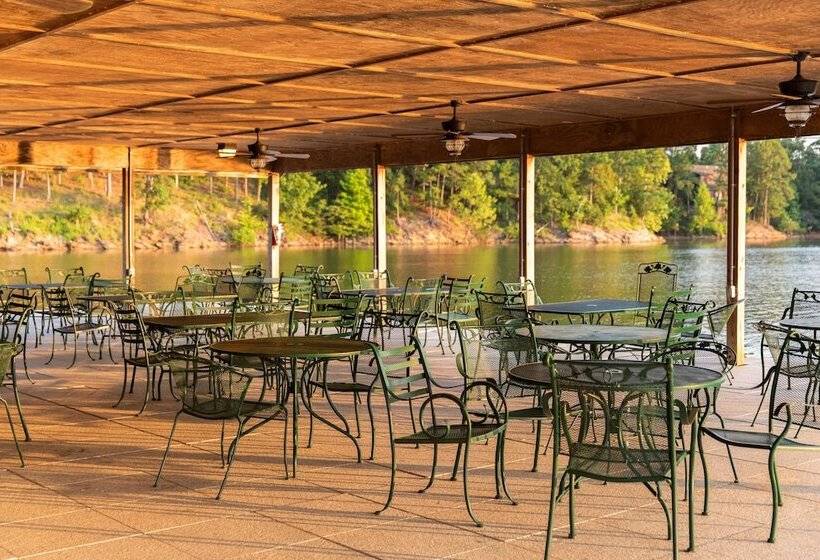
[779,363,817,378]
[183,396,284,420]
[395,423,504,445]
[123,351,209,371]
[53,321,110,335]
[507,405,551,421]
[309,380,372,393]
[436,311,476,324]
[567,443,680,483]
[701,427,813,451]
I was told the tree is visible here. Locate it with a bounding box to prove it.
[281,172,327,235]
[386,168,408,223]
[747,140,796,229]
[139,174,173,222]
[326,169,373,240]
[783,139,820,232]
[448,171,497,231]
[663,146,700,234]
[690,183,723,235]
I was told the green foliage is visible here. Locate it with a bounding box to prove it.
[18,204,97,242]
[386,168,408,222]
[139,175,173,221]
[447,171,497,230]
[690,184,723,235]
[326,169,373,240]
[229,205,265,246]
[747,140,796,229]
[281,172,327,235]
[783,139,820,232]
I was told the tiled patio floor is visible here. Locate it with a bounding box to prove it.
[2,338,819,560]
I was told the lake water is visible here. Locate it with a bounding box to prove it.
[2,240,818,353]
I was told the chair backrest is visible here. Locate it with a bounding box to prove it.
[452,321,538,399]
[475,290,526,326]
[0,268,28,285]
[90,276,130,295]
[113,302,152,357]
[307,295,361,334]
[369,336,435,407]
[497,279,542,305]
[705,301,738,342]
[767,333,820,433]
[548,357,678,478]
[44,287,76,321]
[278,275,313,306]
[784,289,820,319]
[650,340,736,379]
[62,272,95,299]
[1,292,35,345]
[46,266,83,283]
[755,321,790,362]
[662,306,707,347]
[636,261,678,304]
[656,297,711,330]
[353,269,391,289]
[178,274,217,298]
[312,274,343,299]
[399,277,440,315]
[294,264,323,277]
[441,275,475,315]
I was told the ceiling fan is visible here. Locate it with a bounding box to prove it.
[216,128,309,171]
[398,100,516,156]
[9,0,94,14]
[751,52,818,129]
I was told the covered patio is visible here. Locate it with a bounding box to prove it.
[1,1,820,559]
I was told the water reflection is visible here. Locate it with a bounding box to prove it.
[2,239,817,352]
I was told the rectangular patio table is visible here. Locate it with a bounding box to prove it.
[526,298,649,324]
[519,323,667,359]
[144,310,308,333]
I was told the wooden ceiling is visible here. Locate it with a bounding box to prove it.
[1,0,819,171]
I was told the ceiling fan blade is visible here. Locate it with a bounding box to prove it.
[751,102,785,113]
[465,132,517,141]
[393,133,441,139]
[271,152,310,159]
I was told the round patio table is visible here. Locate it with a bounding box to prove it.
[509,360,724,391]
[527,298,649,324]
[210,336,371,477]
[510,358,723,552]
[518,324,667,359]
[340,287,404,298]
[780,317,820,331]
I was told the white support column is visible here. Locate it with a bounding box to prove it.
[372,147,387,277]
[518,139,536,290]
[267,171,280,278]
[121,148,134,281]
[727,113,747,364]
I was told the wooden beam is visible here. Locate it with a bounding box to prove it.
[726,112,747,365]
[372,147,387,275]
[267,172,280,278]
[518,137,535,289]
[121,148,134,279]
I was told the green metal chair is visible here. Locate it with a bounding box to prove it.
[0,294,35,441]
[543,357,688,560]
[636,261,678,326]
[43,287,112,368]
[702,333,820,543]
[273,275,313,310]
[45,266,83,283]
[475,290,527,326]
[435,275,479,354]
[294,264,323,277]
[369,334,513,526]
[0,343,24,466]
[112,301,210,414]
[497,279,542,305]
[154,363,289,499]
[781,288,820,320]
[452,320,549,472]
[751,321,791,426]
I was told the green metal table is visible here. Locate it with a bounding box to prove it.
[210,336,371,477]
[527,298,649,324]
[511,359,723,552]
[780,316,820,332]
[519,324,667,359]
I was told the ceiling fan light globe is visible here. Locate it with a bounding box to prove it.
[249,156,270,170]
[784,103,815,128]
[444,136,467,156]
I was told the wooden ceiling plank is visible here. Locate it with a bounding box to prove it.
[2,55,211,80]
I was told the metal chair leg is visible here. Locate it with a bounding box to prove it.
[1,397,24,467]
[154,411,181,487]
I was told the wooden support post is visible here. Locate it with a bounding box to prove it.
[106,172,112,199]
[243,176,248,198]
[518,138,536,294]
[267,172,280,279]
[372,148,387,278]
[122,149,135,281]
[12,169,17,202]
[727,113,747,364]
[208,174,214,194]
[174,174,179,189]
[46,172,51,201]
